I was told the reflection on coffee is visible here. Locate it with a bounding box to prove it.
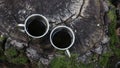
[27,19,46,36]
[51,29,72,48]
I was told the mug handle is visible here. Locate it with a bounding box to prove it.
[66,49,71,57]
[17,24,25,32]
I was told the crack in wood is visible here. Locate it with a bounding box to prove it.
[76,0,85,18]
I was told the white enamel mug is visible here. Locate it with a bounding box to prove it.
[50,25,75,57]
[115,61,120,68]
[18,14,49,38]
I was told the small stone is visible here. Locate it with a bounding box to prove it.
[97,24,100,26]
[5,38,28,49]
[85,51,92,56]
[101,36,110,44]
[39,58,49,65]
[18,10,26,14]
[26,47,39,61]
[11,40,27,49]
[94,45,103,54]
[48,55,54,60]
[78,55,87,63]
[103,1,109,12]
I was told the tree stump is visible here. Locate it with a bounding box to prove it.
[0,0,110,67]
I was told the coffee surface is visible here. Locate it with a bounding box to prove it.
[27,19,46,36]
[52,29,72,48]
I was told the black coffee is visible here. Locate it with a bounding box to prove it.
[116,64,120,68]
[52,29,72,48]
[27,19,46,36]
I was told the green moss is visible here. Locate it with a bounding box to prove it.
[79,62,95,68]
[108,3,120,56]
[99,52,112,68]
[98,0,120,68]
[4,47,18,58]
[50,54,95,68]
[4,47,29,64]
[50,55,79,68]
[10,54,29,64]
[50,56,67,68]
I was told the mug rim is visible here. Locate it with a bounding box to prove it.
[115,61,120,68]
[50,25,75,50]
[24,14,49,38]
